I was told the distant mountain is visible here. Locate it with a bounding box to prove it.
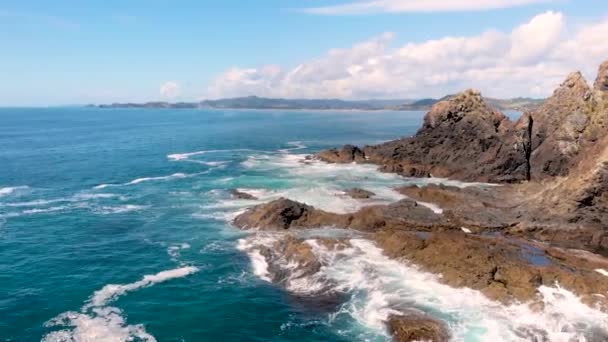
[95,95,544,112]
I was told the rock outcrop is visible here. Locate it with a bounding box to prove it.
[316,144,366,163]
[527,71,605,178]
[595,60,608,92]
[388,314,449,342]
[233,198,451,232]
[318,89,533,183]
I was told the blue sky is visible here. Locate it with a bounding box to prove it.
[2,0,608,106]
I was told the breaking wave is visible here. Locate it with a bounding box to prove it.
[42,266,199,342]
[93,172,198,189]
[238,233,608,341]
[0,186,29,197]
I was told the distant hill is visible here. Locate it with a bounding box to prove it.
[95,95,544,112]
[395,96,544,112]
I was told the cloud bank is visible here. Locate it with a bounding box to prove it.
[206,11,608,100]
[160,81,180,99]
[302,0,551,15]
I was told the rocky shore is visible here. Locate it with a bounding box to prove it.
[232,60,608,341]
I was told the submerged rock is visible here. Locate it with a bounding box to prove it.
[387,313,449,342]
[230,189,258,200]
[343,188,375,199]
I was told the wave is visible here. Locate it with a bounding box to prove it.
[278,141,307,153]
[1,193,123,208]
[90,266,199,307]
[93,205,149,215]
[93,172,197,189]
[42,266,199,342]
[167,243,191,261]
[0,186,29,197]
[167,148,257,161]
[239,233,608,341]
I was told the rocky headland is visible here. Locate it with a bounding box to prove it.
[232,60,608,341]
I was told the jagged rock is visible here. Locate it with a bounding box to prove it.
[360,89,532,183]
[230,189,258,200]
[595,60,608,92]
[387,313,449,342]
[528,71,599,178]
[316,144,366,163]
[343,188,375,199]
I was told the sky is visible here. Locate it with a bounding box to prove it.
[1,0,608,106]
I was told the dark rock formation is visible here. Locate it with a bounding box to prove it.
[318,89,533,182]
[230,189,258,200]
[343,188,375,199]
[388,313,449,342]
[316,144,366,163]
[528,72,599,178]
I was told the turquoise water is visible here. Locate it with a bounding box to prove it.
[0,108,424,342]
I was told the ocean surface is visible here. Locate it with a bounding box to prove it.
[1,108,606,342]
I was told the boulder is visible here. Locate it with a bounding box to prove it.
[387,313,449,342]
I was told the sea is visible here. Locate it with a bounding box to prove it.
[1,107,606,342]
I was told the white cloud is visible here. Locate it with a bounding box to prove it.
[302,0,551,15]
[206,11,608,100]
[160,81,180,99]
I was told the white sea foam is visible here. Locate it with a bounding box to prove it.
[0,186,29,197]
[93,172,197,189]
[167,243,191,260]
[167,148,256,161]
[240,233,608,341]
[90,266,199,307]
[416,201,443,214]
[42,307,157,342]
[42,266,198,342]
[94,204,148,215]
[278,141,307,153]
[21,205,72,215]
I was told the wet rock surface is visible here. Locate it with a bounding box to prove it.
[387,313,449,342]
[343,188,375,199]
[316,144,366,163]
[373,230,608,306]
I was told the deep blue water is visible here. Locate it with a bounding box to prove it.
[0,108,425,342]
